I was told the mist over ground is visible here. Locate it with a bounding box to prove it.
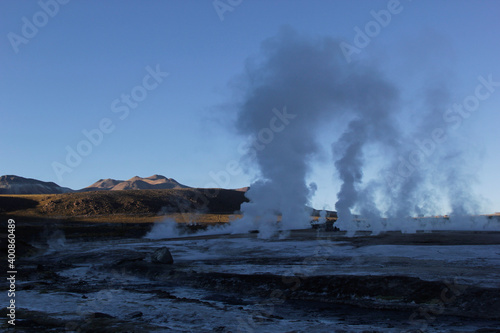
[210,28,496,236]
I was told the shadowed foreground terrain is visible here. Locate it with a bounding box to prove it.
[1,191,499,332]
[1,220,500,332]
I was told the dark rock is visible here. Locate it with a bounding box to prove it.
[151,247,173,264]
[127,311,143,319]
[115,254,145,266]
[89,312,115,319]
[325,221,340,232]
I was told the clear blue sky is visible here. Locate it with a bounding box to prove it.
[1,0,499,213]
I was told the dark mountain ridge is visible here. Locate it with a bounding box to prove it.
[0,175,73,195]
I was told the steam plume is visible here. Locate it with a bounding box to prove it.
[233,28,400,234]
[228,28,495,235]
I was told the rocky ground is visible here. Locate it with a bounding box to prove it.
[1,222,500,332]
[0,188,249,222]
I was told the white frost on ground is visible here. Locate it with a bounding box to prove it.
[11,230,500,332]
[52,233,500,287]
[153,237,500,287]
[16,288,406,332]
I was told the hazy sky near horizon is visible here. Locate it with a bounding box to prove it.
[1,0,499,213]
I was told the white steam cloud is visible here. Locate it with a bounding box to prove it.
[144,218,181,239]
[228,27,497,235]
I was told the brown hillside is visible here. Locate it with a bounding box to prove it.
[0,188,248,219]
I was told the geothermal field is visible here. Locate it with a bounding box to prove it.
[3,2,500,332]
[2,215,500,332]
